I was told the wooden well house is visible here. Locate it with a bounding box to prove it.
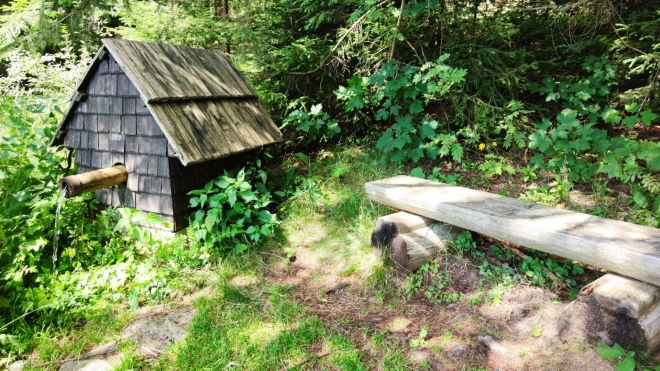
[50,39,283,231]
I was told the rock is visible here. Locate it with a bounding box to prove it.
[121,308,195,352]
[8,360,25,371]
[444,344,466,359]
[82,343,118,358]
[59,359,113,371]
[409,350,432,363]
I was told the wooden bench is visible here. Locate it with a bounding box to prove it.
[366,175,660,354]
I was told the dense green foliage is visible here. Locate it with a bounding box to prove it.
[188,163,279,257]
[2,0,660,363]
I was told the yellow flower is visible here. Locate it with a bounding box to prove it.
[478,143,485,151]
[492,142,497,147]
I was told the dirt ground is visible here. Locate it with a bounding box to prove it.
[264,242,617,371]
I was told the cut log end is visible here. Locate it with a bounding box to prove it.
[371,212,462,272]
[558,274,660,353]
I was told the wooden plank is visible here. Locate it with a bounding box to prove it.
[365,176,660,287]
[185,47,233,95]
[146,103,202,166]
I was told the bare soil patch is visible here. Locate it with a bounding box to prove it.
[265,244,615,370]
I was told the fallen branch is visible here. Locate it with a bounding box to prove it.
[279,350,330,371]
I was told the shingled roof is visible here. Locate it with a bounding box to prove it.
[51,39,282,165]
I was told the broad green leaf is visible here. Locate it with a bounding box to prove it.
[617,356,635,371]
[409,100,424,114]
[598,155,622,178]
[233,243,249,254]
[622,116,639,129]
[146,213,164,225]
[601,106,619,124]
[293,152,309,164]
[258,210,275,223]
[205,213,217,231]
[214,177,231,189]
[348,97,363,110]
[419,120,437,139]
[653,195,660,214]
[529,131,552,152]
[595,342,626,359]
[632,187,648,207]
[228,189,237,207]
[410,167,425,178]
[129,288,139,310]
[394,134,410,149]
[376,108,389,121]
[556,109,580,128]
[625,102,639,113]
[641,110,658,126]
[310,104,322,115]
[239,190,257,201]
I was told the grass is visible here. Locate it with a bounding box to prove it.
[13,143,660,370]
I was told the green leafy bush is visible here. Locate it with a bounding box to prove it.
[281,103,340,144]
[187,163,279,256]
[528,55,660,221]
[335,56,467,163]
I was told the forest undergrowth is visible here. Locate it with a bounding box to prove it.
[1,0,660,369]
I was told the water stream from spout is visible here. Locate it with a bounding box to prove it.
[53,187,67,270]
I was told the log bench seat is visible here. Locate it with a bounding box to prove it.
[365,175,660,353]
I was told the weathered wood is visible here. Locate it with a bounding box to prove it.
[365,176,660,287]
[371,212,462,271]
[640,301,660,353]
[59,165,128,197]
[102,39,256,102]
[148,99,281,165]
[558,274,660,353]
[51,40,282,166]
[589,274,660,318]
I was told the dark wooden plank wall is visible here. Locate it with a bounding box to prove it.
[62,55,180,231]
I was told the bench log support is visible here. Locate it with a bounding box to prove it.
[371,212,462,271]
[559,274,660,353]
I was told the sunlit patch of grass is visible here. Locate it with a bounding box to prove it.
[155,278,372,371]
[244,321,287,345]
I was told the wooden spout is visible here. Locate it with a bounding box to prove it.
[59,165,128,198]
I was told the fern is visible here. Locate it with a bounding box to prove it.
[0,0,43,51]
